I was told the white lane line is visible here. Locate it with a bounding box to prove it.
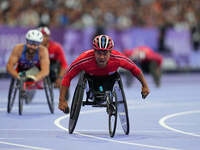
[75,131,180,150]
[159,110,200,137]
[0,107,53,150]
[74,129,175,133]
[54,109,104,131]
[0,129,61,131]
[0,108,6,111]
[0,141,53,150]
[0,138,24,140]
[54,109,181,150]
[0,105,51,112]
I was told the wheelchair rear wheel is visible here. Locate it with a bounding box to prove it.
[114,78,130,135]
[69,72,85,134]
[7,78,18,113]
[44,77,54,114]
[107,91,118,137]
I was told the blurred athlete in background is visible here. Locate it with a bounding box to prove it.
[6,29,50,103]
[58,35,150,114]
[123,46,163,87]
[39,26,68,88]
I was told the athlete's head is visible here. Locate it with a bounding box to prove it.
[93,34,114,51]
[93,35,114,68]
[26,29,43,53]
[38,26,51,46]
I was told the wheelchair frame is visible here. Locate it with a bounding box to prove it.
[68,72,130,137]
[7,76,54,115]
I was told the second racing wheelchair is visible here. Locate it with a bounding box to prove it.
[7,71,54,115]
[69,71,130,137]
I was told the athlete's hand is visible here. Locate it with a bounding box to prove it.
[58,101,70,114]
[141,86,150,99]
[18,72,26,80]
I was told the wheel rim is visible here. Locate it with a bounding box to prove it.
[69,72,85,134]
[7,78,17,113]
[108,92,118,137]
[115,80,130,135]
[44,77,54,114]
[19,81,24,115]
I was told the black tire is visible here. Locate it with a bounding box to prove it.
[18,80,24,115]
[69,72,85,134]
[108,91,118,137]
[7,78,18,113]
[44,77,54,114]
[115,77,130,135]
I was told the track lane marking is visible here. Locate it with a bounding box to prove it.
[159,110,200,137]
[54,108,181,150]
[0,141,53,150]
[0,107,53,150]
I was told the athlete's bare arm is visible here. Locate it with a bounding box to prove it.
[6,44,24,79]
[35,46,50,81]
[58,85,69,113]
[136,72,150,99]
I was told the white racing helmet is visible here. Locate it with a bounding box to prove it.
[26,29,43,44]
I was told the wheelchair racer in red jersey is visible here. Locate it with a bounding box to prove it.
[58,35,150,114]
[123,46,163,87]
[39,26,68,88]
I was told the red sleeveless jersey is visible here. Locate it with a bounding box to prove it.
[62,49,141,87]
[48,40,68,69]
[123,46,163,66]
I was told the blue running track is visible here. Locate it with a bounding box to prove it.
[0,73,200,150]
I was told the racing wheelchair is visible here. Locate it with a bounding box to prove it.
[69,71,130,137]
[7,74,54,115]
